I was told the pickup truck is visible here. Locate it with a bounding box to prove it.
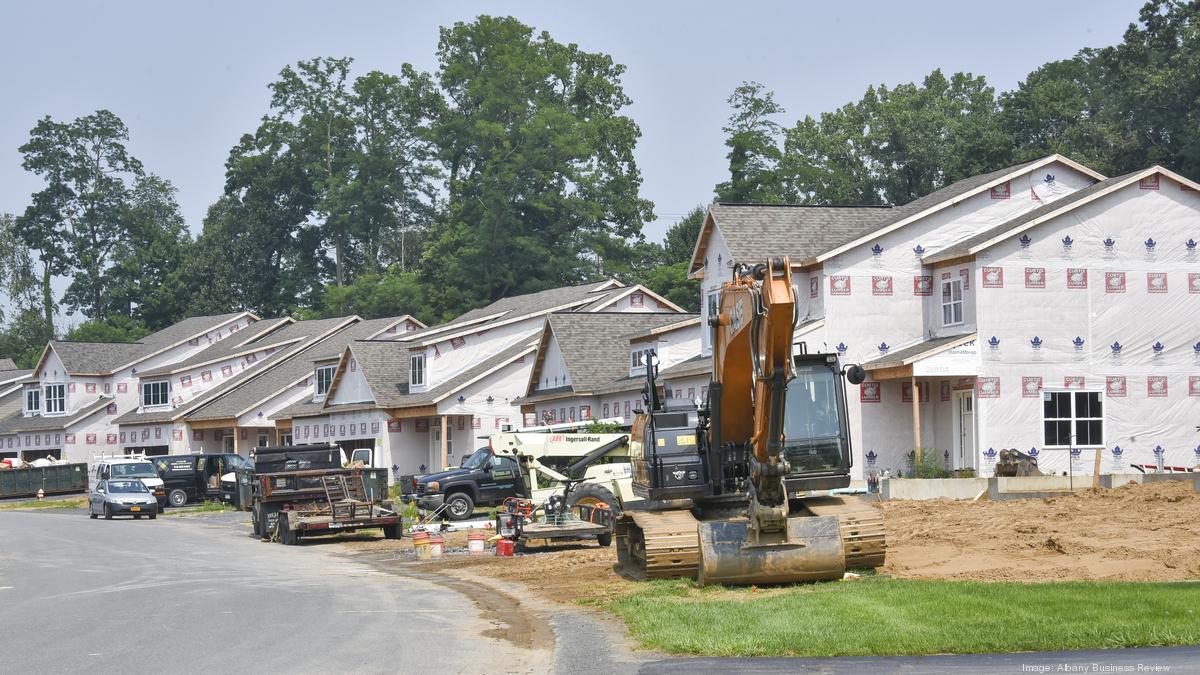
[412,446,524,520]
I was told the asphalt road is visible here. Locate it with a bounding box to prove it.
[2,508,1197,675]
[0,509,551,675]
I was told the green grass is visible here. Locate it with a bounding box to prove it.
[600,576,1200,657]
[168,500,234,514]
[0,497,87,510]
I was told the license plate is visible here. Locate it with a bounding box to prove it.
[131,506,141,512]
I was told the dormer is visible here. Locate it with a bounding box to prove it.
[312,362,337,403]
[23,385,40,418]
[629,345,654,378]
[140,379,171,411]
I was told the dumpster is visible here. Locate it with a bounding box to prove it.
[0,462,89,499]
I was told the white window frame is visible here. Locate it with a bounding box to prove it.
[142,380,171,408]
[24,388,40,416]
[1042,389,1105,448]
[630,348,653,376]
[314,365,336,400]
[410,354,425,387]
[44,384,66,416]
[941,278,964,327]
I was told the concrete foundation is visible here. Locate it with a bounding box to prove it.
[880,472,1197,501]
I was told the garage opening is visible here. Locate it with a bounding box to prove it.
[21,449,61,462]
[126,446,169,457]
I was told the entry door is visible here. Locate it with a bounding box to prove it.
[955,391,976,470]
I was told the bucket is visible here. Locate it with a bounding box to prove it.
[496,539,515,557]
[413,530,431,561]
[467,530,486,555]
[429,534,444,560]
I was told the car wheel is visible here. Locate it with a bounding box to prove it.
[104,504,113,521]
[149,511,157,520]
[168,489,188,508]
[134,514,141,520]
[89,511,98,520]
[444,492,475,521]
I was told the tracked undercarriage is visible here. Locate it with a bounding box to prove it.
[614,496,886,581]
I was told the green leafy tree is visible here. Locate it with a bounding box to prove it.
[314,268,434,323]
[422,16,654,319]
[18,110,145,321]
[63,315,150,343]
[0,309,56,368]
[715,82,787,203]
[625,207,704,312]
[106,175,193,329]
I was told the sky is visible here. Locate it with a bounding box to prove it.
[0,0,1143,245]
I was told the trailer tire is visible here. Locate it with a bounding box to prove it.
[443,492,475,521]
[383,521,403,539]
[251,505,261,536]
[279,513,299,546]
[168,489,188,508]
[596,531,613,547]
[568,483,620,516]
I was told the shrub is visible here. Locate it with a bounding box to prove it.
[905,449,952,478]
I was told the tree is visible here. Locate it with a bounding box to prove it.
[18,110,144,321]
[63,315,150,343]
[422,16,654,318]
[715,82,787,203]
[314,268,434,324]
[106,175,193,329]
[625,207,704,312]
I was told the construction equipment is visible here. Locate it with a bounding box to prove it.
[994,448,1042,477]
[616,256,887,585]
[494,478,617,551]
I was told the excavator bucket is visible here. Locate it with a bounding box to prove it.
[696,515,845,586]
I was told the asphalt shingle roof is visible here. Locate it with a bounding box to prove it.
[45,312,251,375]
[137,318,294,377]
[185,317,406,422]
[0,396,112,434]
[859,334,977,370]
[657,354,712,380]
[0,359,17,371]
[924,171,1139,263]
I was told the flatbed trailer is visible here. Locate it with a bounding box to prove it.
[252,462,401,545]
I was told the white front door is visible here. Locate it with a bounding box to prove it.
[955,391,976,470]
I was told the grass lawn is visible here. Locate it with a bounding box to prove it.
[598,576,1200,657]
[0,497,87,510]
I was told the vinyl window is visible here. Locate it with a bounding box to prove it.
[24,388,39,415]
[142,381,170,408]
[1043,390,1104,448]
[315,365,336,398]
[941,279,963,326]
[44,384,66,415]
[630,348,653,375]
[410,354,425,387]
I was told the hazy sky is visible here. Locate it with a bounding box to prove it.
[0,0,1142,243]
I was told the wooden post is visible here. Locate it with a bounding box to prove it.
[1092,448,1102,488]
[911,376,922,465]
[232,427,240,456]
[440,416,449,470]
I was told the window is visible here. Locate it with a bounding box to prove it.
[24,388,39,415]
[280,434,293,446]
[142,381,170,408]
[44,384,65,415]
[631,348,653,373]
[941,278,963,326]
[315,365,336,398]
[410,354,425,387]
[1043,391,1104,447]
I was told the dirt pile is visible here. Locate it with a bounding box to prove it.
[879,478,1200,581]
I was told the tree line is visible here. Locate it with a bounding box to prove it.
[1,2,1196,367]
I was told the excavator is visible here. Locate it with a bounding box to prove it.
[615,256,887,585]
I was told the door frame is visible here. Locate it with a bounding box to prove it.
[954,390,977,471]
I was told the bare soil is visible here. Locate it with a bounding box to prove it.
[338,480,1200,607]
[878,478,1200,581]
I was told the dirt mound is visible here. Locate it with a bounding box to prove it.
[879,479,1200,581]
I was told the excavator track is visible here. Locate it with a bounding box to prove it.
[614,510,701,580]
[615,497,886,581]
[801,496,887,569]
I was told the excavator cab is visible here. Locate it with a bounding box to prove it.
[780,354,855,493]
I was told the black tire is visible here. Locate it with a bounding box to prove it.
[251,505,261,536]
[89,511,98,520]
[104,504,113,521]
[568,483,621,516]
[279,513,299,546]
[596,531,613,547]
[443,492,475,521]
[149,511,157,520]
[134,514,142,520]
[168,489,188,508]
[383,521,403,540]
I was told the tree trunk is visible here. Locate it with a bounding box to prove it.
[40,260,54,333]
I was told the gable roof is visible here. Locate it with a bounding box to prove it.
[523,312,697,402]
[397,280,631,346]
[0,358,17,371]
[114,316,357,425]
[812,155,1105,264]
[923,167,1196,263]
[36,312,255,376]
[184,317,412,423]
[136,317,294,378]
[692,204,894,277]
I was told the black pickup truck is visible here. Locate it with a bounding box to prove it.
[411,447,524,520]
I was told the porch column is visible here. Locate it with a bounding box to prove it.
[440,416,449,470]
[911,376,922,462]
[232,427,240,455]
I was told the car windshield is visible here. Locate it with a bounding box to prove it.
[460,447,492,470]
[108,480,148,493]
[225,454,246,470]
[111,462,157,478]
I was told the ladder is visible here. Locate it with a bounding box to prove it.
[321,474,369,520]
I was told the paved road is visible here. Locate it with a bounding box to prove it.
[0,509,550,674]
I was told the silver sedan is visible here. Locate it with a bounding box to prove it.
[89,479,159,520]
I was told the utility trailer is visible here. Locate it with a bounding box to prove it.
[248,444,402,545]
[494,483,616,551]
